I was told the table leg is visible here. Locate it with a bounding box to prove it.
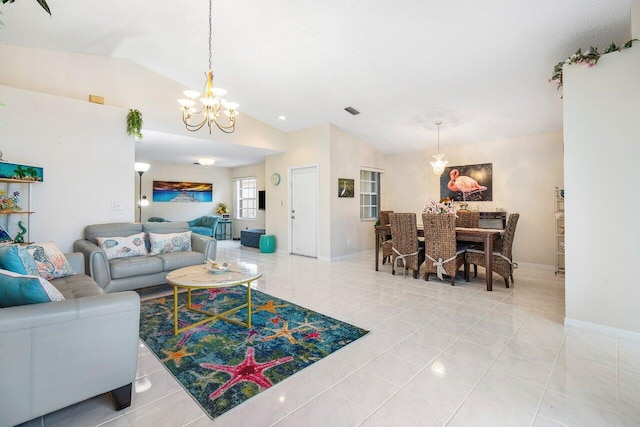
[484,235,493,291]
[247,282,252,329]
[375,230,380,271]
[173,285,179,335]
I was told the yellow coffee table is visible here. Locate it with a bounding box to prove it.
[166,263,262,335]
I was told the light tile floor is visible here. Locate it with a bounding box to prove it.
[19,241,640,427]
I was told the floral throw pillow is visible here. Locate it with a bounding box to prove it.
[95,232,148,260]
[25,242,75,280]
[148,231,192,255]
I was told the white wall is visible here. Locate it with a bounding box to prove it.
[231,162,266,237]
[329,125,385,258]
[138,162,232,223]
[383,132,564,266]
[0,44,287,153]
[0,85,134,252]
[563,47,640,335]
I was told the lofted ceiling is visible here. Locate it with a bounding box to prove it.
[0,0,632,166]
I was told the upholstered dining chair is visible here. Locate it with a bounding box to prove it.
[378,210,394,265]
[389,213,425,278]
[455,211,480,228]
[465,213,520,288]
[422,212,467,285]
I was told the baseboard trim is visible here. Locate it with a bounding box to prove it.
[515,262,555,271]
[564,317,640,341]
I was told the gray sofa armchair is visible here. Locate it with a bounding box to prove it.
[0,253,140,427]
[73,221,217,293]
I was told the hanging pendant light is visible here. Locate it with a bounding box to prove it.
[430,120,448,176]
[178,0,238,134]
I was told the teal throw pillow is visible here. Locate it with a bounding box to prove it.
[0,244,40,276]
[0,268,65,307]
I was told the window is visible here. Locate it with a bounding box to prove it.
[234,177,257,220]
[360,170,380,220]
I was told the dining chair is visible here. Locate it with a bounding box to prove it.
[389,213,425,278]
[455,211,479,228]
[465,213,520,287]
[378,210,394,265]
[422,213,467,285]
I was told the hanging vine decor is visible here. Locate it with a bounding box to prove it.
[549,39,637,92]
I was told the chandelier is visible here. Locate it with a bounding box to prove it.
[178,0,238,134]
[430,120,448,176]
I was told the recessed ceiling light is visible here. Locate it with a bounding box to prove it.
[278,115,286,121]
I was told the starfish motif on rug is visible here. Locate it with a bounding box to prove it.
[293,316,324,332]
[162,346,196,368]
[263,320,299,344]
[253,299,289,314]
[201,347,293,400]
[303,330,324,341]
[195,287,243,301]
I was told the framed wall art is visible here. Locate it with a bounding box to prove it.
[440,163,493,202]
[152,181,213,202]
[338,178,354,198]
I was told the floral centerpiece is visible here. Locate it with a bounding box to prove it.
[422,198,457,216]
[0,190,21,212]
[217,202,229,215]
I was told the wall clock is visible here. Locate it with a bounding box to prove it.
[271,172,281,186]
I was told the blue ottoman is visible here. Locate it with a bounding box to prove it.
[259,235,276,253]
[240,229,265,248]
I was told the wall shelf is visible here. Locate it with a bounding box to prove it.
[554,187,565,274]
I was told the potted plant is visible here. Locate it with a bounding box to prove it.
[126,109,143,141]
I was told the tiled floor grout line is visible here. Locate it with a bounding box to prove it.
[442,293,531,426]
[529,327,569,427]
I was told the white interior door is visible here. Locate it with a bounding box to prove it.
[290,166,318,257]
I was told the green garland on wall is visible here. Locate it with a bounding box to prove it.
[550,39,637,91]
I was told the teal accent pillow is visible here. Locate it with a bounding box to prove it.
[0,269,65,307]
[0,245,40,276]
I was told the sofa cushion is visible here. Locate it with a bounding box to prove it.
[0,269,65,307]
[109,256,163,280]
[95,232,148,260]
[50,274,105,299]
[26,242,75,280]
[149,231,192,255]
[156,251,205,271]
[0,244,40,276]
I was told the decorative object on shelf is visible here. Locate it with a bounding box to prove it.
[178,0,239,134]
[0,162,43,182]
[134,163,150,222]
[440,163,492,202]
[270,173,281,186]
[422,199,457,215]
[0,190,20,212]
[197,157,216,167]
[126,109,144,141]
[338,178,354,198]
[430,120,448,177]
[217,202,229,215]
[549,39,637,91]
[13,221,26,243]
[152,181,212,203]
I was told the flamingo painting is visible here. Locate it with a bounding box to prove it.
[447,169,488,201]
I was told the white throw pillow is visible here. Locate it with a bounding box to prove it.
[148,231,192,255]
[95,232,148,260]
[25,242,76,280]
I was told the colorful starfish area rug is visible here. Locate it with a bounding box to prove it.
[138,288,369,419]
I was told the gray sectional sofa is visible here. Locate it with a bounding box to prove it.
[73,221,217,293]
[0,253,140,427]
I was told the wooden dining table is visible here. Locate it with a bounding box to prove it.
[374,225,503,291]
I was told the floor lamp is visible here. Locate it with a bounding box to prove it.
[134,162,150,222]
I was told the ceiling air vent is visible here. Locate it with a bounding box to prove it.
[344,106,360,116]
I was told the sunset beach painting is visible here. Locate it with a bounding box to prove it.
[152,181,213,202]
